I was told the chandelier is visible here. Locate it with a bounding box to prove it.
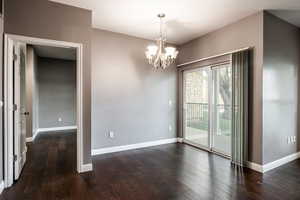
[145,14,178,69]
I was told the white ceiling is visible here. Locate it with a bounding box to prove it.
[50,0,300,45]
[33,45,76,61]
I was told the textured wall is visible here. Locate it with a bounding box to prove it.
[38,58,76,129]
[91,29,177,149]
[178,12,264,164]
[4,0,92,164]
[262,12,300,164]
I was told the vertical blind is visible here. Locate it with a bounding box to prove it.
[231,50,249,166]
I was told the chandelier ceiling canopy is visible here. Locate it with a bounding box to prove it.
[145,14,178,69]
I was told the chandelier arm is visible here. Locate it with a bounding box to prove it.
[145,13,178,69]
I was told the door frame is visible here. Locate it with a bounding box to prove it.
[181,62,232,158]
[4,34,85,188]
[182,66,212,152]
[210,64,232,157]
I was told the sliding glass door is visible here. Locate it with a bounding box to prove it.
[184,68,210,149]
[211,65,232,156]
[183,64,232,157]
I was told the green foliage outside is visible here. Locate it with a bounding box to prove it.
[187,110,231,136]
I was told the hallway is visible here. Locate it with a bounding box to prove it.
[1,132,300,200]
[0,131,87,200]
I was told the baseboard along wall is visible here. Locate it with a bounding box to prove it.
[92,138,181,155]
[81,163,93,172]
[247,152,300,173]
[26,126,77,143]
[92,137,300,174]
[0,181,4,194]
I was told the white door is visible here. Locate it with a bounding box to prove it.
[13,42,27,180]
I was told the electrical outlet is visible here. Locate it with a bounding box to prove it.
[168,100,172,107]
[58,117,62,122]
[287,136,296,144]
[109,131,114,138]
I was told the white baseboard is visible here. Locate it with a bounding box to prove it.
[26,126,77,143]
[0,181,4,194]
[38,126,77,133]
[81,163,93,172]
[177,137,183,143]
[92,138,179,156]
[247,152,300,173]
[247,161,263,173]
[26,130,39,143]
[26,137,34,143]
[263,152,300,172]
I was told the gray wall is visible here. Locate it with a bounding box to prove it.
[178,12,264,164]
[26,46,39,138]
[91,29,177,149]
[38,58,76,128]
[4,0,92,164]
[262,12,300,164]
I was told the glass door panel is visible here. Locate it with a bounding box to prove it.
[211,65,232,156]
[184,68,210,148]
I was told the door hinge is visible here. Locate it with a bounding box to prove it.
[14,155,17,162]
[13,104,17,111]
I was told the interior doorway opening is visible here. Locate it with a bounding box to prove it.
[4,34,85,188]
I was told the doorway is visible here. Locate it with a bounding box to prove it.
[4,34,85,188]
[183,63,232,157]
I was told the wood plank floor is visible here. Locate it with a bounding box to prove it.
[1,131,300,200]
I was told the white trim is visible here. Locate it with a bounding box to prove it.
[177,137,183,143]
[4,34,87,188]
[25,130,39,143]
[0,181,4,194]
[247,161,263,173]
[81,163,93,172]
[247,152,300,173]
[37,126,77,133]
[26,137,34,143]
[262,152,300,173]
[26,126,78,142]
[4,36,14,187]
[92,138,179,155]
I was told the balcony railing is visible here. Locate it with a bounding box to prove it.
[186,103,231,135]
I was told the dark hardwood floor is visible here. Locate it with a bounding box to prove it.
[1,132,300,200]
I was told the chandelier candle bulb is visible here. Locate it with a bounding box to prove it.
[145,13,178,69]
